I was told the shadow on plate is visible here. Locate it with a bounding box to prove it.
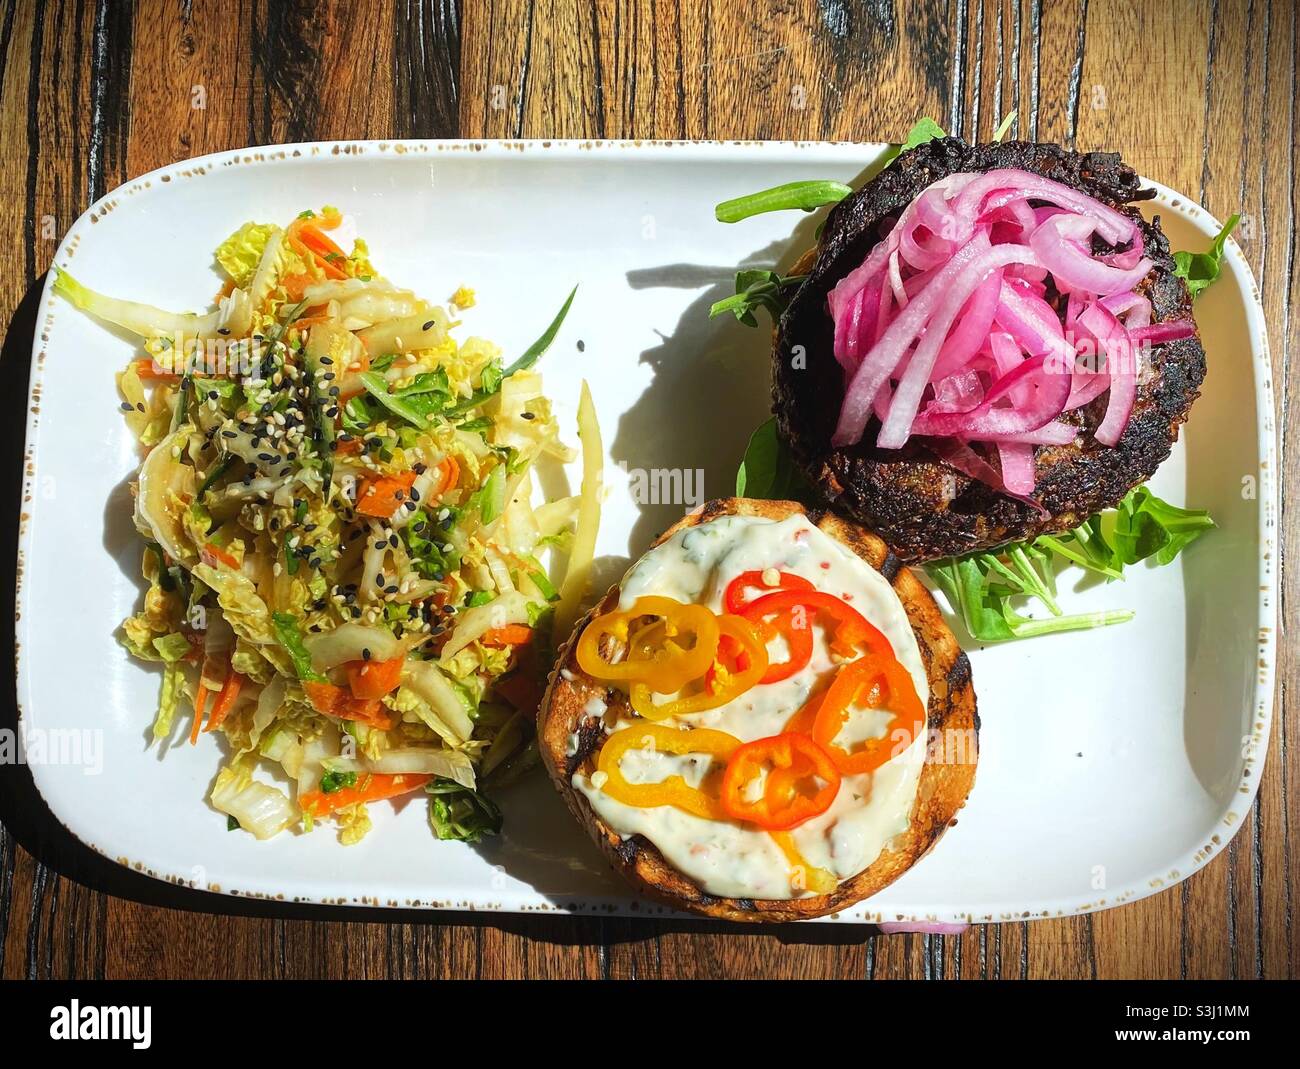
[612,219,822,552]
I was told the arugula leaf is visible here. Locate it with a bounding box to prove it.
[1174,214,1239,300]
[426,778,502,842]
[709,269,806,327]
[902,116,947,150]
[270,612,328,682]
[876,117,948,170]
[925,486,1213,643]
[446,288,576,417]
[714,180,854,224]
[1112,486,1215,566]
[735,417,812,501]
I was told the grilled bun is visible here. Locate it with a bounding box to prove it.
[537,497,978,922]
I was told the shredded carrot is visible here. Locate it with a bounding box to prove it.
[303,681,395,729]
[201,542,240,570]
[288,229,348,281]
[480,624,534,649]
[190,684,210,745]
[296,222,346,261]
[204,669,245,733]
[355,471,418,517]
[280,272,315,302]
[344,656,406,700]
[435,455,460,498]
[133,357,180,382]
[298,772,432,819]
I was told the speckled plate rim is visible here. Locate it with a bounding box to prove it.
[13,140,1278,925]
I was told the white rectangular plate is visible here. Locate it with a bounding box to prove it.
[17,141,1276,924]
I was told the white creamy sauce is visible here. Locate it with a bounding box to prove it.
[574,514,929,900]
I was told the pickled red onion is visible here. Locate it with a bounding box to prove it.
[826,166,1194,496]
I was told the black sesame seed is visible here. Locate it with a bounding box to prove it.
[221,429,238,438]
[362,647,372,661]
[120,402,133,412]
[422,320,434,331]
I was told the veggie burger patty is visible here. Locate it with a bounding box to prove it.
[772,137,1207,563]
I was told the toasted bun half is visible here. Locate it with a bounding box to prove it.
[537,497,979,922]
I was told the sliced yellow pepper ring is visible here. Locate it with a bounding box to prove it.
[595,723,741,820]
[576,596,721,693]
[629,614,769,721]
[770,831,839,895]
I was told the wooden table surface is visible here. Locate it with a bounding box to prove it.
[0,0,1294,980]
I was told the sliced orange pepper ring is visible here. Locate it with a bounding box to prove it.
[718,732,841,831]
[811,653,926,775]
[741,605,814,684]
[629,614,768,721]
[770,830,839,894]
[595,723,741,819]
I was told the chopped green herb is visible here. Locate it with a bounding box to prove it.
[320,770,358,794]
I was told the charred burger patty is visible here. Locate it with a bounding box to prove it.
[772,138,1206,563]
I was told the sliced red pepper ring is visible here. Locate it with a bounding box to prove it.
[811,653,926,775]
[718,732,841,831]
[723,569,814,614]
[742,589,895,661]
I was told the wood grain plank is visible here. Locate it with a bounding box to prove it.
[1199,0,1300,982]
[459,0,954,140]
